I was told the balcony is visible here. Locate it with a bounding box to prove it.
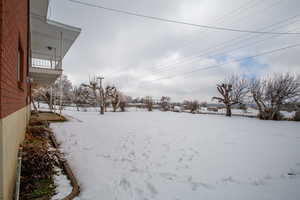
[29,52,62,85]
[29,0,81,85]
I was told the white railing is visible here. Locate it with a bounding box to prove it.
[31,58,60,69]
[31,51,61,69]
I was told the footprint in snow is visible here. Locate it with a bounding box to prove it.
[83,147,93,151]
[122,144,127,150]
[130,167,140,173]
[189,148,199,155]
[221,176,239,184]
[146,182,158,197]
[119,178,131,191]
[160,172,177,181]
[155,163,162,168]
[121,158,133,163]
[128,151,136,158]
[162,144,170,152]
[188,155,194,161]
[280,174,287,179]
[96,154,111,159]
[134,188,145,199]
[251,179,265,186]
[142,153,149,159]
[263,174,272,180]
[190,182,214,191]
[188,177,214,190]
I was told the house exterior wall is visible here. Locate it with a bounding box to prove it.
[0,0,30,199]
[0,106,30,200]
[0,0,29,118]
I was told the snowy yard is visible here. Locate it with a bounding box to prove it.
[51,110,300,200]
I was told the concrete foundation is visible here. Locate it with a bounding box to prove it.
[0,105,30,200]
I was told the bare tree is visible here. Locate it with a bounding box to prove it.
[32,86,52,110]
[73,84,94,111]
[144,96,153,111]
[105,86,119,112]
[212,75,248,117]
[183,100,199,113]
[82,77,105,114]
[31,75,73,112]
[295,102,300,121]
[160,96,171,111]
[190,100,199,113]
[105,86,128,112]
[250,73,300,120]
[53,75,73,104]
[119,93,128,112]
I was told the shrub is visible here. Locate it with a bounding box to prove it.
[257,109,283,120]
[294,111,300,121]
[20,130,61,200]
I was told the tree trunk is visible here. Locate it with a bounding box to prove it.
[112,103,117,112]
[100,105,104,115]
[226,105,232,117]
[294,110,300,121]
[271,104,282,120]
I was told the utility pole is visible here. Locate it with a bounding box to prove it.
[97,76,105,114]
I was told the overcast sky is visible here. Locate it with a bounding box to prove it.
[49,0,300,102]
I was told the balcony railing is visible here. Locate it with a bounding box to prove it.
[29,52,63,85]
[31,58,60,69]
[31,51,62,70]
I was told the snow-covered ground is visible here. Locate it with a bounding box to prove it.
[52,168,72,200]
[51,110,300,200]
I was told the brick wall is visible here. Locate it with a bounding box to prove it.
[0,0,29,119]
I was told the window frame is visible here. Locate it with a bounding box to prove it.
[17,40,24,89]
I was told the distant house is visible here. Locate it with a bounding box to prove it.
[0,0,80,199]
[207,107,219,112]
[173,106,181,112]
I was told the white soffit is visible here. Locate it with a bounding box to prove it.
[30,0,81,60]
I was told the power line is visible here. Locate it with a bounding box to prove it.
[140,43,300,84]
[109,14,300,78]
[69,0,300,35]
[148,19,300,76]
[157,0,278,55]
[104,0,267,78]
[103,0,292,78]
[213,0,257,23]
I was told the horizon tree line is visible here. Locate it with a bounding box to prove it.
[32,73,300,121]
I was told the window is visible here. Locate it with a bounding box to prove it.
[17,43,24,89]
[17,48,21,82]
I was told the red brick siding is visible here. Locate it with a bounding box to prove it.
[0,0,3,113]
[0,0,29,119]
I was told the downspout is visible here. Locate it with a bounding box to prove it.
[14,147,23,200]
[27,0,31,114]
